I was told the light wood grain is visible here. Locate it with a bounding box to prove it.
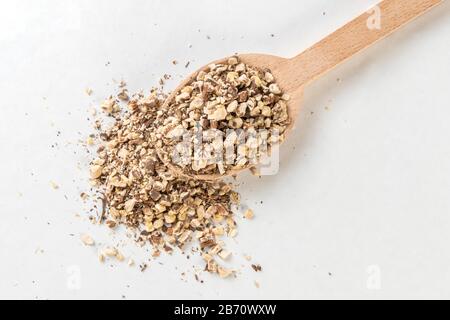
[283,0,443,88]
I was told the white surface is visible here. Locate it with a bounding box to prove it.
[1,0,450,300]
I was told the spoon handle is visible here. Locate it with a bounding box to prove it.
[289,0,442,87]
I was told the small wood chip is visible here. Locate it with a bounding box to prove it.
[118,89,129,101]
[251,264,262,272]
[104,247,118,257]
[202,253,213,262]
[115,251,125,262]
[50,181,59,190]
[218,250,232,261]
[244,209,254,219]
[80,234,95,246]
[90,165,103,179]
[86,136,95,146]
[212,226,225,236]
[105,220,117,229]
[218,267,233,278]
[229,229,238,238]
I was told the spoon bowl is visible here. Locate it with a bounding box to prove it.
[157,53,303,181]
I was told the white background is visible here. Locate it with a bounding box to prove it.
[1,0,450,300]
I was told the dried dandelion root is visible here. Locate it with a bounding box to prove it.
[156,56,291,176]
[89,89,243,277]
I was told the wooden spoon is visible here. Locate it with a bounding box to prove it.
[161,0,442,181]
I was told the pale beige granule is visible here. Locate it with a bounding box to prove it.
[80,234,95,246]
